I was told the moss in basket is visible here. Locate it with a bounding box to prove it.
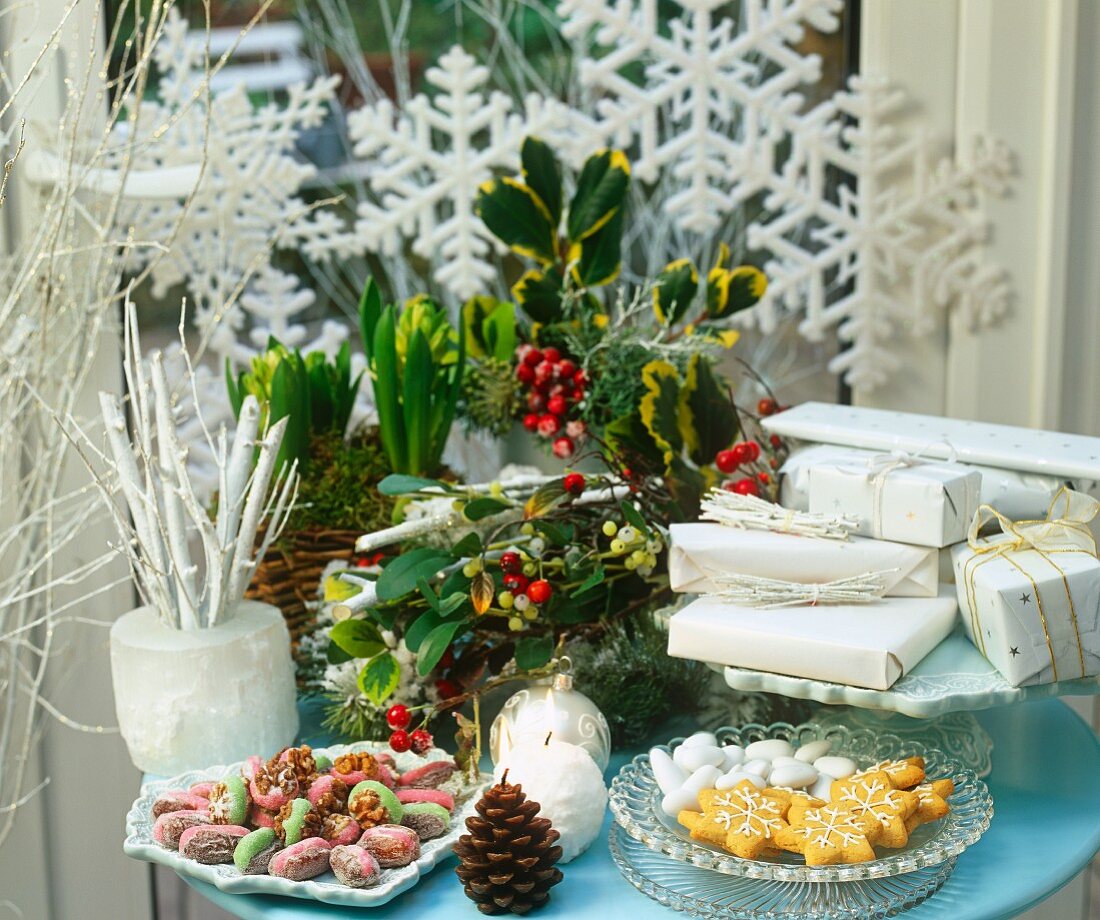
[281,428,394,534]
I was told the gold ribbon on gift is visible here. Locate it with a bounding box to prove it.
[962,487,1099,681]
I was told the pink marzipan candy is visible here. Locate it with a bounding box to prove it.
[306,774,342,807]
[178,825,248,864]
[151,790,210,819]
[153,810,210,849]
[357,824,420,867]
[395,788,454,812]
[241,755,264,780]
[188,782,216,799]
[249,804,278,829]
[397,760,456,789]
[375,763,396,789]
[330,844,381,889]
[269,837,331,881]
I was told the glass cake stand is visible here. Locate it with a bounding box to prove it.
[609,824,954,920]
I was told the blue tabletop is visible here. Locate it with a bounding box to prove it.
[178,699,1100,920]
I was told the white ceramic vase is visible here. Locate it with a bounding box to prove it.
[110,600,299,775]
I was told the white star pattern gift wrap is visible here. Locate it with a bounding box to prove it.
[951,543,1100,687]
[666,589,959,691]
[669,523,940,598]
[779,444,1074,523]
[806,452,981,548]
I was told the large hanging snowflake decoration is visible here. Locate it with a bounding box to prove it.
[558,0,844,233]
[746,76,1013,389]
[347,46,568,300]
[115,9,345,360]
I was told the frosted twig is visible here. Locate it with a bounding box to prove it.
[700,489,858,540]
[707,570,898,609]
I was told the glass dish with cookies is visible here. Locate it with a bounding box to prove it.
[609,722,993,884]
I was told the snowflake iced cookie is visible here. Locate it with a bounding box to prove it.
[905,778,955,832]
[828,772,918,849]
[678,782,789,858]
[774,804,880,866]
[855,757,926,790]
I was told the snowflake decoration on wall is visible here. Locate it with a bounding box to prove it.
[746,75,1013,389]
[115,9,345,357]
[558,0,844,233]
[346,45,567,300]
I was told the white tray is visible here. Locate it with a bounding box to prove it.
[123,741,488,908]
[761,401,1100,482]
[718,629,1100,718]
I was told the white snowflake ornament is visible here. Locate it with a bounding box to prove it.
[347,45,568,299]
[745,75,1013,390]
[558,0,843,233]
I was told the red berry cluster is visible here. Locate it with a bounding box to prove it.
[713,399,787,497]
[516,345,588,459]
[386,704,434,755]
[499,551,553,606]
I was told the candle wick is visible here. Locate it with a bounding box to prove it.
[544,732,552,746]
[501,768,510,785]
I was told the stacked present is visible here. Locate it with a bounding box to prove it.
[666,402,1100,691]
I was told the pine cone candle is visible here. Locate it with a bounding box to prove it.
[454,771,564,915]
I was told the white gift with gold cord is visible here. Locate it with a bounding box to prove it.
[807,449,981,548]
[950,489,1100,687]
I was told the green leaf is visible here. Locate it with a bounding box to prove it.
[521,136,563,228]
[653,258,699,325]
[620,499,648,535]
[571,206,623,288]
[532,520,570,546]
[438,592,468,617]
[476,177,557,264]
[405,609,444,653]
[514,635,554,670]
[358,653,400,706]
[404,329,433,476]
[359,276,383,359]
[512,269,564,324]
[326,640,354,665]
[376,548,456,601]
[679,354,739,466]
[269,355,310,471]
[225,358,244,418]
[707,265,767,319]
[484,301,517,362]
[572,564,605,597]
[463,497,511,521]
[330,619,385,659]
[605,411,659,460]
[372,306,406,472]
[639,360,684,465]
[452,531,483,558]
[417,576,440,612]
[525,481,567,519]
[378,473,449,495]
[567,148,631,242]
[417,620,467,676]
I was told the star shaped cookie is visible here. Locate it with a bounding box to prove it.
[855,756,926,790]
[904,777,954,832]
[829,772,918,848]
[774,804,880,866]
[678,781,789,859]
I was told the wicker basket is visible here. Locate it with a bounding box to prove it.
[246,527,361,645]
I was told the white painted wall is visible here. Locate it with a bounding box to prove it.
[861,2,1098,917]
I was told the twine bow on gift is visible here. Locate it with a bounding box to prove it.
[962,488,1100,681]
[855,443,959,539]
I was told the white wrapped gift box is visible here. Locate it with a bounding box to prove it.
[669,522,940,598]
[806,453,981,548]
[781,443,1071,522]
[666,589,959,691]
[950,492,1100,687]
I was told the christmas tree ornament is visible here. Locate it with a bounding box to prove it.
[493,734,608,863]
[489,658,611,771]
[454,771,563,915]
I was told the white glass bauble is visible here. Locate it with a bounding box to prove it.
[489,667,610,771]
[494,737,608,863]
